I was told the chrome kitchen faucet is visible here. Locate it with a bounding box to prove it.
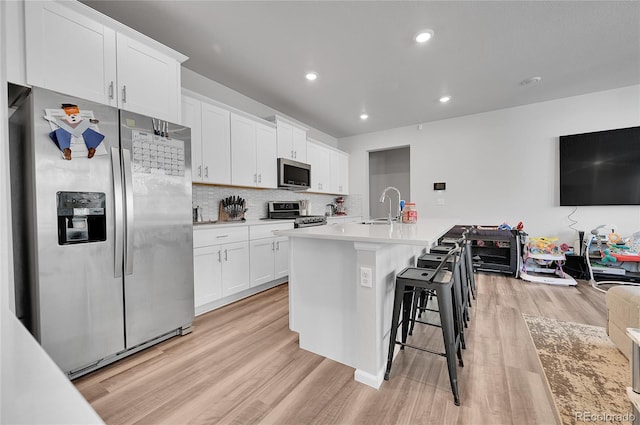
[379,186,402,224]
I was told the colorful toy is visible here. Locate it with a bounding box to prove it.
[527,236,561,255]
[607,232,623,244]
[600,249,617,264]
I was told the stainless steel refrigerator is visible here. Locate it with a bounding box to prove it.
[9,86,194,378]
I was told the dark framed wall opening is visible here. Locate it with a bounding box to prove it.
[368,147,410,219]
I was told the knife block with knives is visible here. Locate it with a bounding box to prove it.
[219,196,247,221]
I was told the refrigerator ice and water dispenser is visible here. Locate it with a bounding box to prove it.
[57,191,106,244]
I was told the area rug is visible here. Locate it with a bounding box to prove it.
[523,315,633,425]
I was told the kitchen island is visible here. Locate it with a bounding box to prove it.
[275,218,457,389]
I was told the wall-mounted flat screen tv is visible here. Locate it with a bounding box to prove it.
[559,126,640,206]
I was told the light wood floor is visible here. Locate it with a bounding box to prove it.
[75,274,607,425]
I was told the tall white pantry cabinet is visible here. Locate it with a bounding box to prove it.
[19,0,186,123]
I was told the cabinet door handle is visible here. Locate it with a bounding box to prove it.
[224,249,228,261]
[258,174,262,183]
[294,150,297,159]
[276,241,280,250]
[291,150,294,158]
[217,250,222,262]
[108,81,114,99]
[272,241,275,251]
[204,166,209,178]
[253,173,257,183]
[122,85,127,103]
[198,165,202,177]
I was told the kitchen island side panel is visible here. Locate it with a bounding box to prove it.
[287,236,425,388]
[288,237,358,367]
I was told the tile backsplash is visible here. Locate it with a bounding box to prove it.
[193,185,363,221]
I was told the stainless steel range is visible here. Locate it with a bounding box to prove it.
[267,201,327,228]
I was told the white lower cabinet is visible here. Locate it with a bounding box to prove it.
[220,241,250,297]
[250,238,277,287]
[194,223,291,314]
[193,246,222,306]
[249,223,293,288]
[193,226,249,310]
[273,237,290,279]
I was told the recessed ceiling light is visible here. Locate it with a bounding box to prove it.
[439,96,451,103]
[520,76,542,86]
[415,30,434,43]
[360,114,369,120]
[305,72,318,81]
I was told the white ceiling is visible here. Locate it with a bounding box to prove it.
[81,1,640,138]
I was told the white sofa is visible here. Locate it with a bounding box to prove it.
[606,285,640,359]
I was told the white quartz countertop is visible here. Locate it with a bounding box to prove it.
[274,219,458,246]
[1,307,104,424]
[193,219,295,229]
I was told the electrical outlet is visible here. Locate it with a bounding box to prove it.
[437,198,445,205]
[360,267,372,288]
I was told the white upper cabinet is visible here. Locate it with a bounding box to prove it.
[25,0,186,123]
[306,139,349,195]
[292,127,308,162]
[271,116,308,162]
[181,95,203,181]
[231,113,277,188]
[307,141,331,193]
[182,94,231,184]
[201,102,231,184]
[255,123,277,188]
[115,33,181,122]
[25,1,117,107]
[330,150,349,195]
[230,113,258,187]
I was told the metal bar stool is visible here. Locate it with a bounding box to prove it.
[461,230,477,300]
[384,249,464,406]
[434,230,477,302]
[419,239,470,318]
[414,249,467,350]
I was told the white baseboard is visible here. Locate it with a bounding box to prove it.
[354,367,385,389]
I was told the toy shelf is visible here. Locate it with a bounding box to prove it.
[440,225,522,276]
[584,234,640,286]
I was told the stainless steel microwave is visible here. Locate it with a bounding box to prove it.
[277,158,311,190]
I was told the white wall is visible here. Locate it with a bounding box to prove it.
[340,85,640,245]
[182,68,338,148]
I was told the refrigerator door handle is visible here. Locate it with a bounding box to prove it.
[111,147,124,278]
[122,148,135,275]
